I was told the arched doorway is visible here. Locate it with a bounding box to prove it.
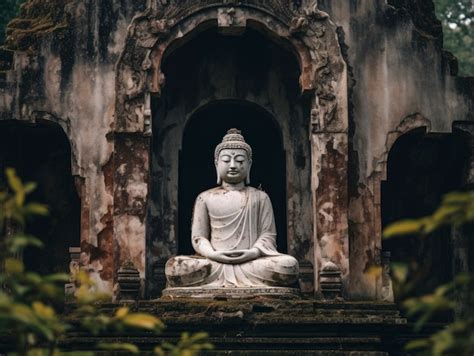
[146,27,311,297]
[178,100,287,255]
[381,128,469,300]
[0,120,80,275]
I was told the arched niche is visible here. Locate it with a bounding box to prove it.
[179,100,287,255]
[115,1,349,298]
[146,27,312,297]
[381,128,469,300]
[0,120,80,275]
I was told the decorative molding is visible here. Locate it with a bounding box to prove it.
[115,1,345,135]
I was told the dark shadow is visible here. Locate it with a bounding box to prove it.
[179,100,287,255]
[381,128,469,300]
[0,120,80,275]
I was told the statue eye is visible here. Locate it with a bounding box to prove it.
[235,155,246,163]
[221,155,231,162]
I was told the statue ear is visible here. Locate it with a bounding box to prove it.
[246,160,252,185]
[215,160,221,185]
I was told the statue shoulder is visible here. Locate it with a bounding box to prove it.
[195,187,221,202]
[247,186,270,201]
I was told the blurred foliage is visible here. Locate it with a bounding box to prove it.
[384,190,474,356]
[3,0,72,51]
[0,0,24,45]
[0,168,213,355]
[384,191,474,238]
[434,0,474,76]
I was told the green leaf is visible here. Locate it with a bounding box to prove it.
[43,273,70,283]
[32,301,55,319]
[6,168,23,194]
[115,307,129,319]
[405,338,431,350]
[97,343,139,354]
[6,234,44,253]
[383,219,422,238]
[391,263,408,284]
[23,182,37,194]
[364,265,382,279]
[23,272,42,285]
[454,273,471,285]
[5,257,24,274]
[24,203,49,216]
[122,313,164,331]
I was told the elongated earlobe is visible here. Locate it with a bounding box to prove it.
[215,161,221,185]
[246,161,252,185]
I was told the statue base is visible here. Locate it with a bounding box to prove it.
[161,286,300,299]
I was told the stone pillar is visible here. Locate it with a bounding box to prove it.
[311,132,349,296]
[113,133,150,297]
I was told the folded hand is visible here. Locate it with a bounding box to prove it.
[207,248,260,264]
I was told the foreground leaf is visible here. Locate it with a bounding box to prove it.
[383,219,422,238]
[97,342,139,354]
[122,313,164,331]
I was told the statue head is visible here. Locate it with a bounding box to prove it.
[214,128,252,185]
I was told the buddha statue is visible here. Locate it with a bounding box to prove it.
[164,129,299,293]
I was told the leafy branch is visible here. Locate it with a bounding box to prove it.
[383,190,474,355]
[0,168,213,355]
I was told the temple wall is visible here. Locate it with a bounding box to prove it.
[0,1,144,293]
[320,0,473,299]
[0,0,471,298]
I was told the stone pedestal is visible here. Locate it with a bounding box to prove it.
[59,300,412,355]
[116,261,141,301]
[162,287,300,300]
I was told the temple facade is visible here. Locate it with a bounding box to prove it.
[0,0,472,303]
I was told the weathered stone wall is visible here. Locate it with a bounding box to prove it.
[0,0,145,293]
[0,0,471,299]
[318,0,473,299]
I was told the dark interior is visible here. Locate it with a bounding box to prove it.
[381,128,468,299]
[0,120,80,275]
[179,100,287,255]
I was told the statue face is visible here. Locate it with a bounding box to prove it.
[216,148,251,184]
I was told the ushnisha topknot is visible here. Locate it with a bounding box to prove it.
[214,128,252,161]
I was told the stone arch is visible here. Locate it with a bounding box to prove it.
[380,124,469,301]
[377,113,432,181]
[115,2,347,134]
[114,1,349,296]
[0,118,81,275]
[178,100,287,255]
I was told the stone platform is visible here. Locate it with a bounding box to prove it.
[57,299,426,355]
[162,286,300,299]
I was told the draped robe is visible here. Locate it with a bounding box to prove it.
[165,187,299,288]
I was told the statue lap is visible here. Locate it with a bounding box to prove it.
[166,254,298,288]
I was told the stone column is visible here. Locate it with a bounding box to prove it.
[113,133,150,297]
[311,131,349,296]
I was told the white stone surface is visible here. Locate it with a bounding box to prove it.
[165,130,299,291]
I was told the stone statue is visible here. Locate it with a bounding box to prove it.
[164,129,299,293]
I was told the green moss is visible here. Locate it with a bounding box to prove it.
[4,0,73,51]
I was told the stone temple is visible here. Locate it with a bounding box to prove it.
[0,0,473,353]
